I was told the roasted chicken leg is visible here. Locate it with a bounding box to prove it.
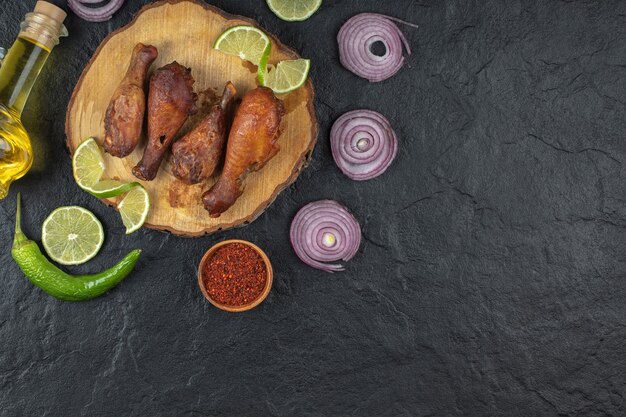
[171,82,237,184]
[132,62,197,181]
[103,43,158,158]
[202,87,284,217]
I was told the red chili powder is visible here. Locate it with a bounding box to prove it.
[203,243,267,306]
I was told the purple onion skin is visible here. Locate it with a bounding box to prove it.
[290,200,361,273]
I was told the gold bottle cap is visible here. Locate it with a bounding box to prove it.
[34,1,67,25]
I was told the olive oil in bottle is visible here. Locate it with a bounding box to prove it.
[0,1,67,199]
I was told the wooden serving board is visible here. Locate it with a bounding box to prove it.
[66,0,318,236]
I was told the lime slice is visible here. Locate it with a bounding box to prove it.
[42,206,104,266]
[214,25,271,66]
[267,0,322,21]
[72,137,105,189]
[263,59,310,94]
[118,186,150,234]
[82,180,141,199]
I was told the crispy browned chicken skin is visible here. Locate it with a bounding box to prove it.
[132,62,197,181]
[202,87,284,217]
[103,43,158,158]
[171,82,237,185]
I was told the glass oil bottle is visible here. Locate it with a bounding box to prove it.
[0,1,67,199]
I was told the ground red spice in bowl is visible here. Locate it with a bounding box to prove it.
[202,243,268,307]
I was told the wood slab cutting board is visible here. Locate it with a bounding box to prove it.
[66,0,318,237]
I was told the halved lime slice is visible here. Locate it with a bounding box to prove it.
[72,137,105,189]
[214,25,271,66]
[118,186,150,234]
[42,206,104,266]
[263,59,311,94]
[267,0,322,21]
[82,180,141,199]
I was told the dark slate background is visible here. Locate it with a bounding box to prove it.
[1,0,626,415]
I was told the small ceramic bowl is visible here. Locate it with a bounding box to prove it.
[198,239,273,312]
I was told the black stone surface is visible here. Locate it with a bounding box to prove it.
[1,0,626,415]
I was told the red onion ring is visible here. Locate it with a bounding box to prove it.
[330,109,398,181]
[68,0,126,22]
[290,200,361,273]
[338,13,418,82]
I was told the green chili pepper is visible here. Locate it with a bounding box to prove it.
[11,195,141,301]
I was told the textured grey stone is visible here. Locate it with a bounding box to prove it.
[1,0,625,416]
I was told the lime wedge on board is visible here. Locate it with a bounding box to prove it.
[214,25,271,65]
[262,59,310,94]
[118,186,150,234]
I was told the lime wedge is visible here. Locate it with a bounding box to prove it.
[263,59,310,94]
[82,180,141,199]
[118,186,150,234]
[42,206,104,266]
[73,137,140,198]
[266,0,322,21]
[72,137,105,189]
[256,42,272,86]
[214,25,271,66]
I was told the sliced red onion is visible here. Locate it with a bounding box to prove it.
[68,0,126,22]
[330,109,398,181]
[338,13,418,82]
[290,200,361,273]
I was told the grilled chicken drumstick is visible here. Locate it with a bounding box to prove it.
[202,87,284,217]
[103,43,158,158]
[132,62,197,181]
[171,82,237,184]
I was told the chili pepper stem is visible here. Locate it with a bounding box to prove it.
[13,193,29,249]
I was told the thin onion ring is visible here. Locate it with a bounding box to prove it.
[338,13,418,82]
[290,200,361,273]
[68,0,126,22]
[330,109,398,181]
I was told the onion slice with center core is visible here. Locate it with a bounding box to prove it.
[330,109,398,181]
[68,0,126,22]
[337,13,418,82]
[290,200,361,272]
